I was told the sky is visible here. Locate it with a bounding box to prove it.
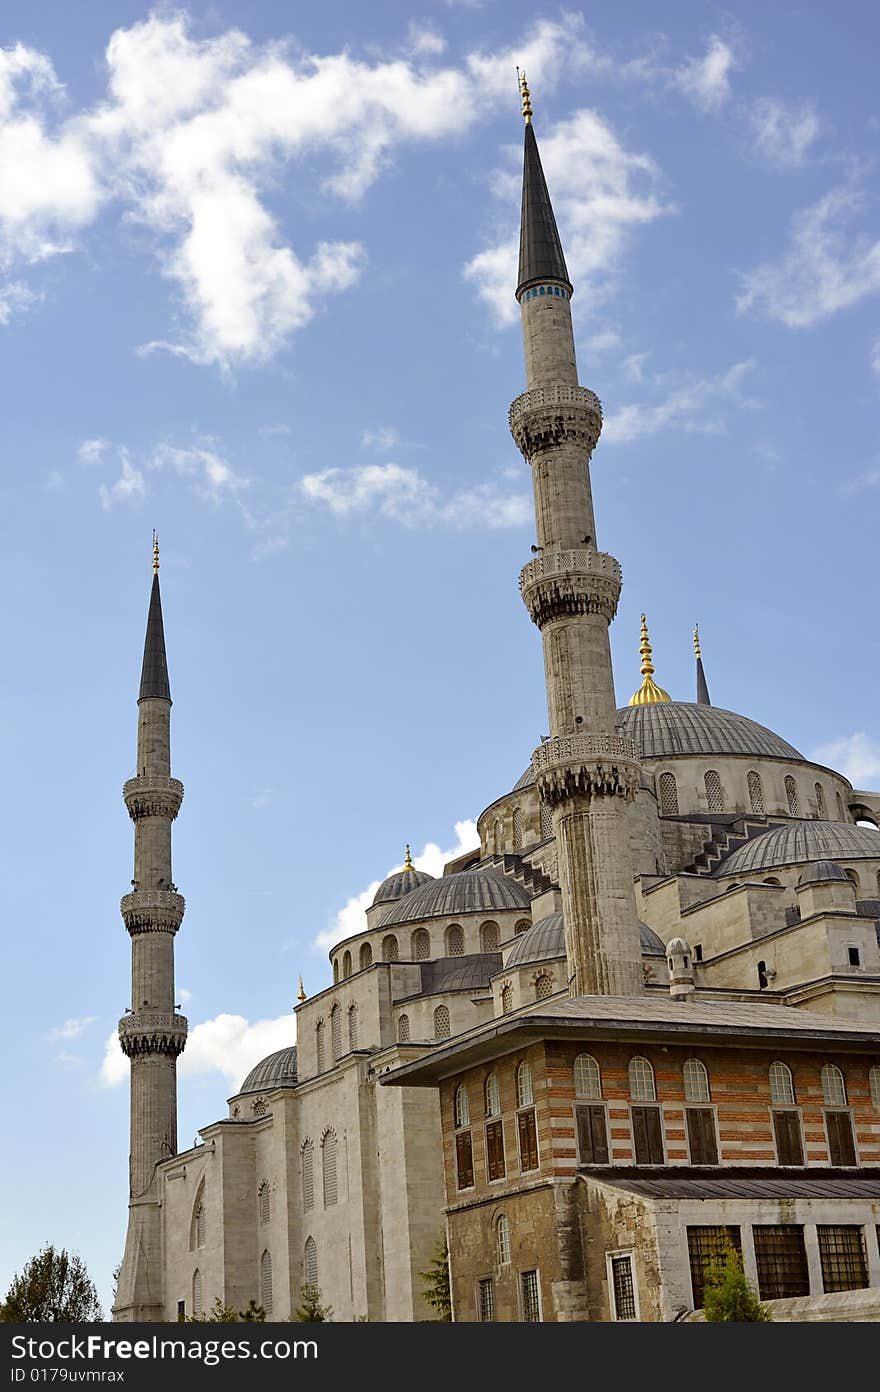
[1,0,878,1314]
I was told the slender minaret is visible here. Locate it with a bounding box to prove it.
[694,624,711,705]
[512,76,643,997]
[114,536,187,1321]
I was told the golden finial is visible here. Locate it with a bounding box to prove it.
[628,613,672,706]
[693,624,702,660]
[403,844,415,872]
[152,530,160,574]
[297,975,306,1004]
[517,67,532,124]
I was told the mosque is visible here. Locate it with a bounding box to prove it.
[113,77,880,1324]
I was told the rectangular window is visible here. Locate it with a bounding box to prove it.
[176,1300,186,1323]
[575,1104,609,1164]
[847,945,861,966]
[455,1131,474,1190]
[686,1226,742,1308]
[686,1107,719,1165]
[517,1109,539,1172]
[477,1277,495,1323]
[825,1110,857,1166]
[753,1225,810,1301]
[486,1120,506,1181]
[772,1109,804,1165]
[694,944,703,962]
[520,1269,541,1322]
[609,1254,637,1321]
[817,1226,868,1292]
[631,1105,664,1164]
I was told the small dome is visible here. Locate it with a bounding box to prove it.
[239,1045,297,1095]
[373,865,434,906]
[797,860,852,887]
[378,868,530,928]
[666,936,691,955]
[506,912,666,967]
[718,821,880,877]
[512,766,534,791]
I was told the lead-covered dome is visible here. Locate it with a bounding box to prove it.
[717,821,880,877]
[378,868,530,927]
[505,911,665,967]
[373,865,434,906]
[239,1045,298,1095]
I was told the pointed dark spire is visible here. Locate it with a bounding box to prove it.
[694,625,711,706]
[517,120,571,298]
[139,570,171,702]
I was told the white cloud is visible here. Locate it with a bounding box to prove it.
[98,448,145,510]
[465,108,670,325]
[623,351,651,383]
[584,329,621,353]
[77,436,110,465]
[602,359,758,445]
[148,442,248,500]
[251,786,273,809]
[48,1016,97,1041]
[0,278,41,324]
[179,987,192,1003]
[749,97,820,169]
[811,733,880,788]
[737,186,880,328]
[54,1051,83,1068]
[100,1012,295,1090]
[671,36,737,112]
[407,24,447,58]
[258,422,291,437]
[298,462,529,529]
[362,426,401,450]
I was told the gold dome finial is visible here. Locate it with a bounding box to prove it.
[297,975,306,1004]
[517,67,532,124]
[152,530,160,574]
[628,613,672,706]
[403,844,415,872]
[693,624,702,660]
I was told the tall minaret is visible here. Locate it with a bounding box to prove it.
[114,536,187,1322]
[511,76,643,997]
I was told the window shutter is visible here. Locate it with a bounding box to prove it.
[576,1105,608,1164]
[486,1121,505,1181]
[455,1131,474,1189]
[686,1108,718,1165]
[518,1109,538,1171]
[773,1110,803,1165]
[632,1106,663,1164]
[826,1111,856,1166]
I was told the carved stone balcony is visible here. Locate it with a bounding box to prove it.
[118,1011,188,1059]
[519,548,622,626]
[123,775,184,822]
[531,732,641,809]
[120,889,186,935]
[509,384,602,460]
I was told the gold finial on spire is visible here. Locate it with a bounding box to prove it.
[297,975,306,1004]
[628,613,672,706]
[403,844,415,872]
[693,624,702,660]
[152,530,160,574]
[517,67,532,124]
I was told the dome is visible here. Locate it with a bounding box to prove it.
[717,821,880,877]
[378,868,530,928]
[512,765,534,791]
[618,702,803,762]
[239,1045,298,1095]
[505,912,666,967]
[797,860,851,887]
[373,865,434,906]
[666,936,690,954]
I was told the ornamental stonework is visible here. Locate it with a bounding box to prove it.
[123,775,184,822]
[520,549,622,626]
[509,384,602,460]
[532,733,641,809]
[120,889,186,935]
[118,1011,188,1059]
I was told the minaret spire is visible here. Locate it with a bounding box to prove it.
[628,614,671,706]
[516,75,571,302]
[694,624,711,705]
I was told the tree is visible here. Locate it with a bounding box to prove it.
[702,1242,771,1323]
[293,1285,332,1321]
[419,1234,452,1321]
[189,1297,266,1322]
[0,1245,102,1322]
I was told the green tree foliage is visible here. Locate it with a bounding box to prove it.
[703,1241,772,1323]
[0,1245,102,1322]
[419,1234,452,1321]
[293,1285,332,1321]
[189,1297,266,1322]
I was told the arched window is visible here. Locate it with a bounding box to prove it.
[192,1269,203,1316]
[485,1073,501,1118]
[190,1189,206,1250]
[683,1059,710,1103]
[342,950,352,979]
[747,770,764,815]
[844,868,860,893]
[628,1057,656,1102]
[330,1003,341,1061]
[769,1061,795,1105]
[322,1131,338,1207]
[658,772,679,815]
[497,1214,511,1265]
[359,942,372,971]
[480,921,500,952]
[516,1062,534,1108]
[534,974,553,999]
[258,1180,270,1225]
[493,819,503,855]
[815,783,826,818]
[514,920,530,936]
[315,1019,325,1072]
[253,1099,267,1117]
[876,870,880,897]
[512,807,523,849]
[332,958,339,984]
[301,1140,314,1211]
[348,1003,359,1050]
[304,1237,318,1291]
[398,1013,410,1043]
[785,776,799,816]
[446,924,465,956]
[434,1005,451,1039]
[260,1250,273,1317]
[501,984,513,1014]
[454,1085,470,1128]
[869,1065,880,1110]
[704,770,723,813]
[382,934,399,963]
[540,804,553,838]
[412,928,430,961]
[821,1064,847,1106]
[574,1054,602,1100]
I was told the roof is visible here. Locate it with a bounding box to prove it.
[418,954,502,996]
[618,702,803,761]
[378,868,530,928]
[139,572,171,701]
[717,820,880,876]
[582,1168,880,1200]
[797,859,851,886]
[505,911,665,968]
[517,122,571,296]
[238,1045,297,1095]
[372,866,434,906]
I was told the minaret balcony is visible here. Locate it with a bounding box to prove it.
[520,548,622,626]
[121,889,186,935]
[118,1011,188,1059]
[509,384,602,459]
[531,732,641,809]
[123,775,184,821]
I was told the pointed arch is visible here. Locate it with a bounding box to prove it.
[348,1002,359,1050]
[381,934,399,962]
[192,1268,203,1316]
[342,950,352,979]
[747,770,764,815]
[434,1004,451,1039]
[397,1013,410,1042]
[359,941,372,971]
[480,921,500,952]
[330,1003,341,1061]
[189,1180,206,1251]
[704,770,723,812]
[315,1019,325,1073]
[258,1179,270,1225]
[658,771,679,815]
[512,807,523,849]
[322,1129,338,1207]
[815,782,826,818]
[785,776,799,816]
[304,1236,318,1290]
[260,1250,273,1316]
[412,927,430,961]
[301,1138,314,1212]
[446,924,465,956]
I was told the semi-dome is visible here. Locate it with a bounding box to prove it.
[717,821,880,877]
[378,868,530,928]
[373,865,434,906]
[797,860,851,887]
[239,1045,298,1095]
[505,912,665,967]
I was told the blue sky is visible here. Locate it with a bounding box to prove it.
[1,1,878,1312]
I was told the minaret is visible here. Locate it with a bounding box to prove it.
[511,76,643,997]
[628,615,671,706]
[114,536,187,1321]
[694,624,711,705]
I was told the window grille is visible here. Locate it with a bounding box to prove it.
[480,921,499,951]
[821,1064,847,1106]
[315,1020,325,1072]
[497,1214,511,1265]
[704,769,723,812]
[540,804,553,838]
[322,1132,338,1207]
[260,1251,273,1316]
[331,1004,341,1061]
[516,1062,534,1107]
[485,1073,501,1118]
[478,1277,495,1322]
[447,925,465,956]
[501,985,513,1014]
[301,1140,314,1211]
[348,1003,359,1050]
[493,819,502,855]
[628,1056,656,1102]
[360,942,372,970]
[817,1226,868,1292]
[785,776,799,816]
[747,770,764,814]
[815,783,826,818]
[686,1226,742,1308]
[512,807,523,850]
[192,1270,202,1315]
[610,1255,636,1320]
[253,1099,267,1117]
[382,935,399,962]
[574,1054,602,1100]
[258,1181,270,1225]
[534,974,553,1000]
[195,1204,206,1248]
[520,1269,540,1322]
[658,772,679,815]
[304,1237,318,1290]
[454,1085,469,1128]
[434,1005,451,1039]
[683,1059,710,1103]
[753,1226,809,1301]
[412,928,430,961]
[398,1013,410,1042]
[769,1061,795,1105]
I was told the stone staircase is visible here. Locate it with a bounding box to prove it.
[683,815,777,877]
[484,851,554,899]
